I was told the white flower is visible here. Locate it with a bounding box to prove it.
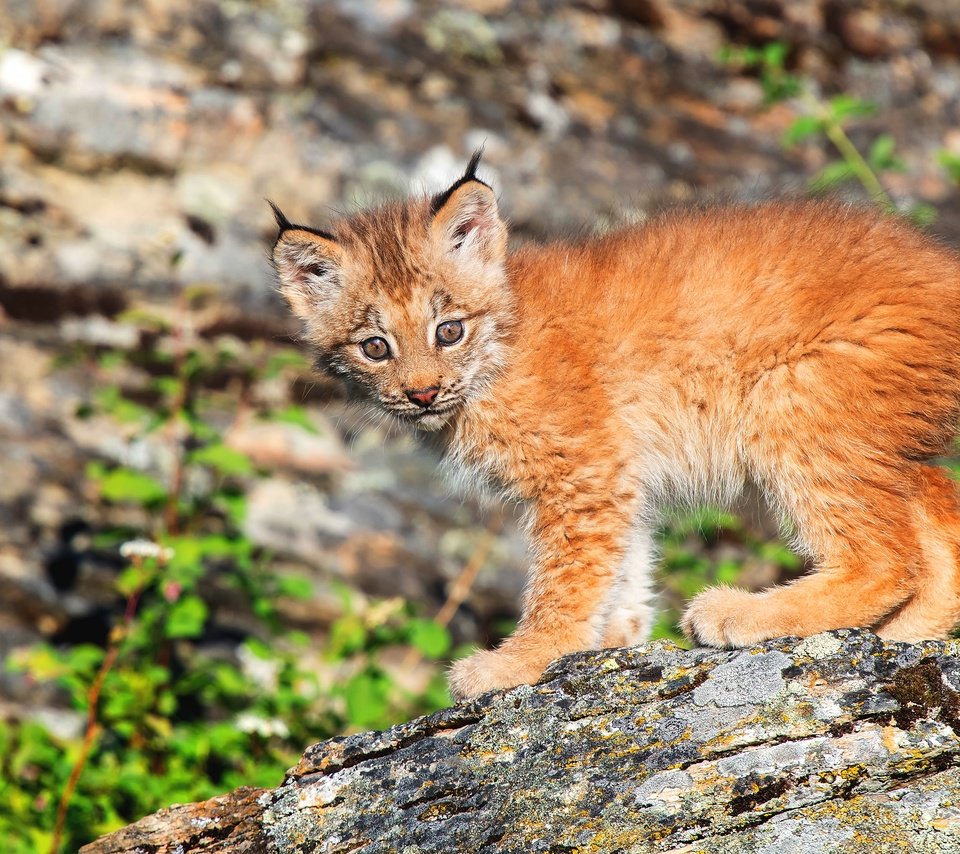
[119,539,175,561]
[235,713,290,739]
[237,643,280,691]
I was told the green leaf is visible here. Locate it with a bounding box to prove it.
[343,671,390,729]
[93,468,168,506]
[288,630,310,647]
[273,405,319,435]
[782,115,822,147]
[867,134,904,172]
[905,202,938,228]
[214,491,247,526]
[649,611,688,647]
[150,376,181,400]
[243,638,273,660]
[327,615,366,659]
[207,720,247,754]
[162,539,205,588]
[161,531,197,560]
[761,42,789,70]
[184,350,205,380]
[761,73,801,104]
[94,385,120,410]
[264,349,310,379]
[939,149,960,184]
[116,563,156,597]
[827,94,876,123]
[758,542,803,571]
[118,307,170,330]
[757,43,802,104]
[93,386,152,424]
[810,160,855,192]
[714,559,742,585]
[12,646,63,681]
[189,444,254,477]
[211,663,250,698]
[726,45,763,67]
[716,44,736,65]
[196,534,250,559]
[407,619,451,658]
[277,574,314,601]
[97,352,126,370]
[165,596,208,639]
[183,411,218,442]
[422,671,453,711]
[331,580,358,613]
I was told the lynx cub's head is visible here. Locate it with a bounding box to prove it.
[272,152,514,431]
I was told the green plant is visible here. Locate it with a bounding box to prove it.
[940,150,960,187]
[325,588,452,731]
[719,42,937,225]
[651,507,803,647]
[3,294,453,852]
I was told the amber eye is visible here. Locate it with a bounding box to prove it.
[436,320,464,346]
[360,337,390,361]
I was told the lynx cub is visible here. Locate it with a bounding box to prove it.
[272,153,960,699]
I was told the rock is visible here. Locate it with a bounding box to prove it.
[2,45,197,173]
[224,416,352,476]
[921,2,960,59]
[832,7,920,59]
[242,459,527,631]
[59,316,141,350]
[81,630,960,853]
[423,9,503,64]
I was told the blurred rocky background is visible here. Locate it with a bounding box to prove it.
[2,1,960,848]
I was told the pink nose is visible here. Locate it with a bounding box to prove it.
[405,386,439,408]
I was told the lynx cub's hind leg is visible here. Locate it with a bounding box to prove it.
[875,466,960,641]
[683,463,922,646]
[683,352,931,646]
[600,526,657,648]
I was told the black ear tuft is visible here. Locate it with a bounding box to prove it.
[266,200,337,244]
[430,148,491,216]
[268,200,294,234]
[463,147,484,182]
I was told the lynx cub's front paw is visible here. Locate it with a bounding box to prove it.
[447,649,545,700]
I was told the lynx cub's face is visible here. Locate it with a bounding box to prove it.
[271,156,514,431]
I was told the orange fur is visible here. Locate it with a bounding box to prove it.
[272,159,960,699]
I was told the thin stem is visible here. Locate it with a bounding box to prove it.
[164,290,190,536]
[801,91,896,212]
[401,518,503,672]
[49,589,141,854]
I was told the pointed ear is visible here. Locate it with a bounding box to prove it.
[270,206,343,319]
[430,173,506,264]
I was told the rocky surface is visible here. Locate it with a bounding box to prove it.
[81,630,960,853]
